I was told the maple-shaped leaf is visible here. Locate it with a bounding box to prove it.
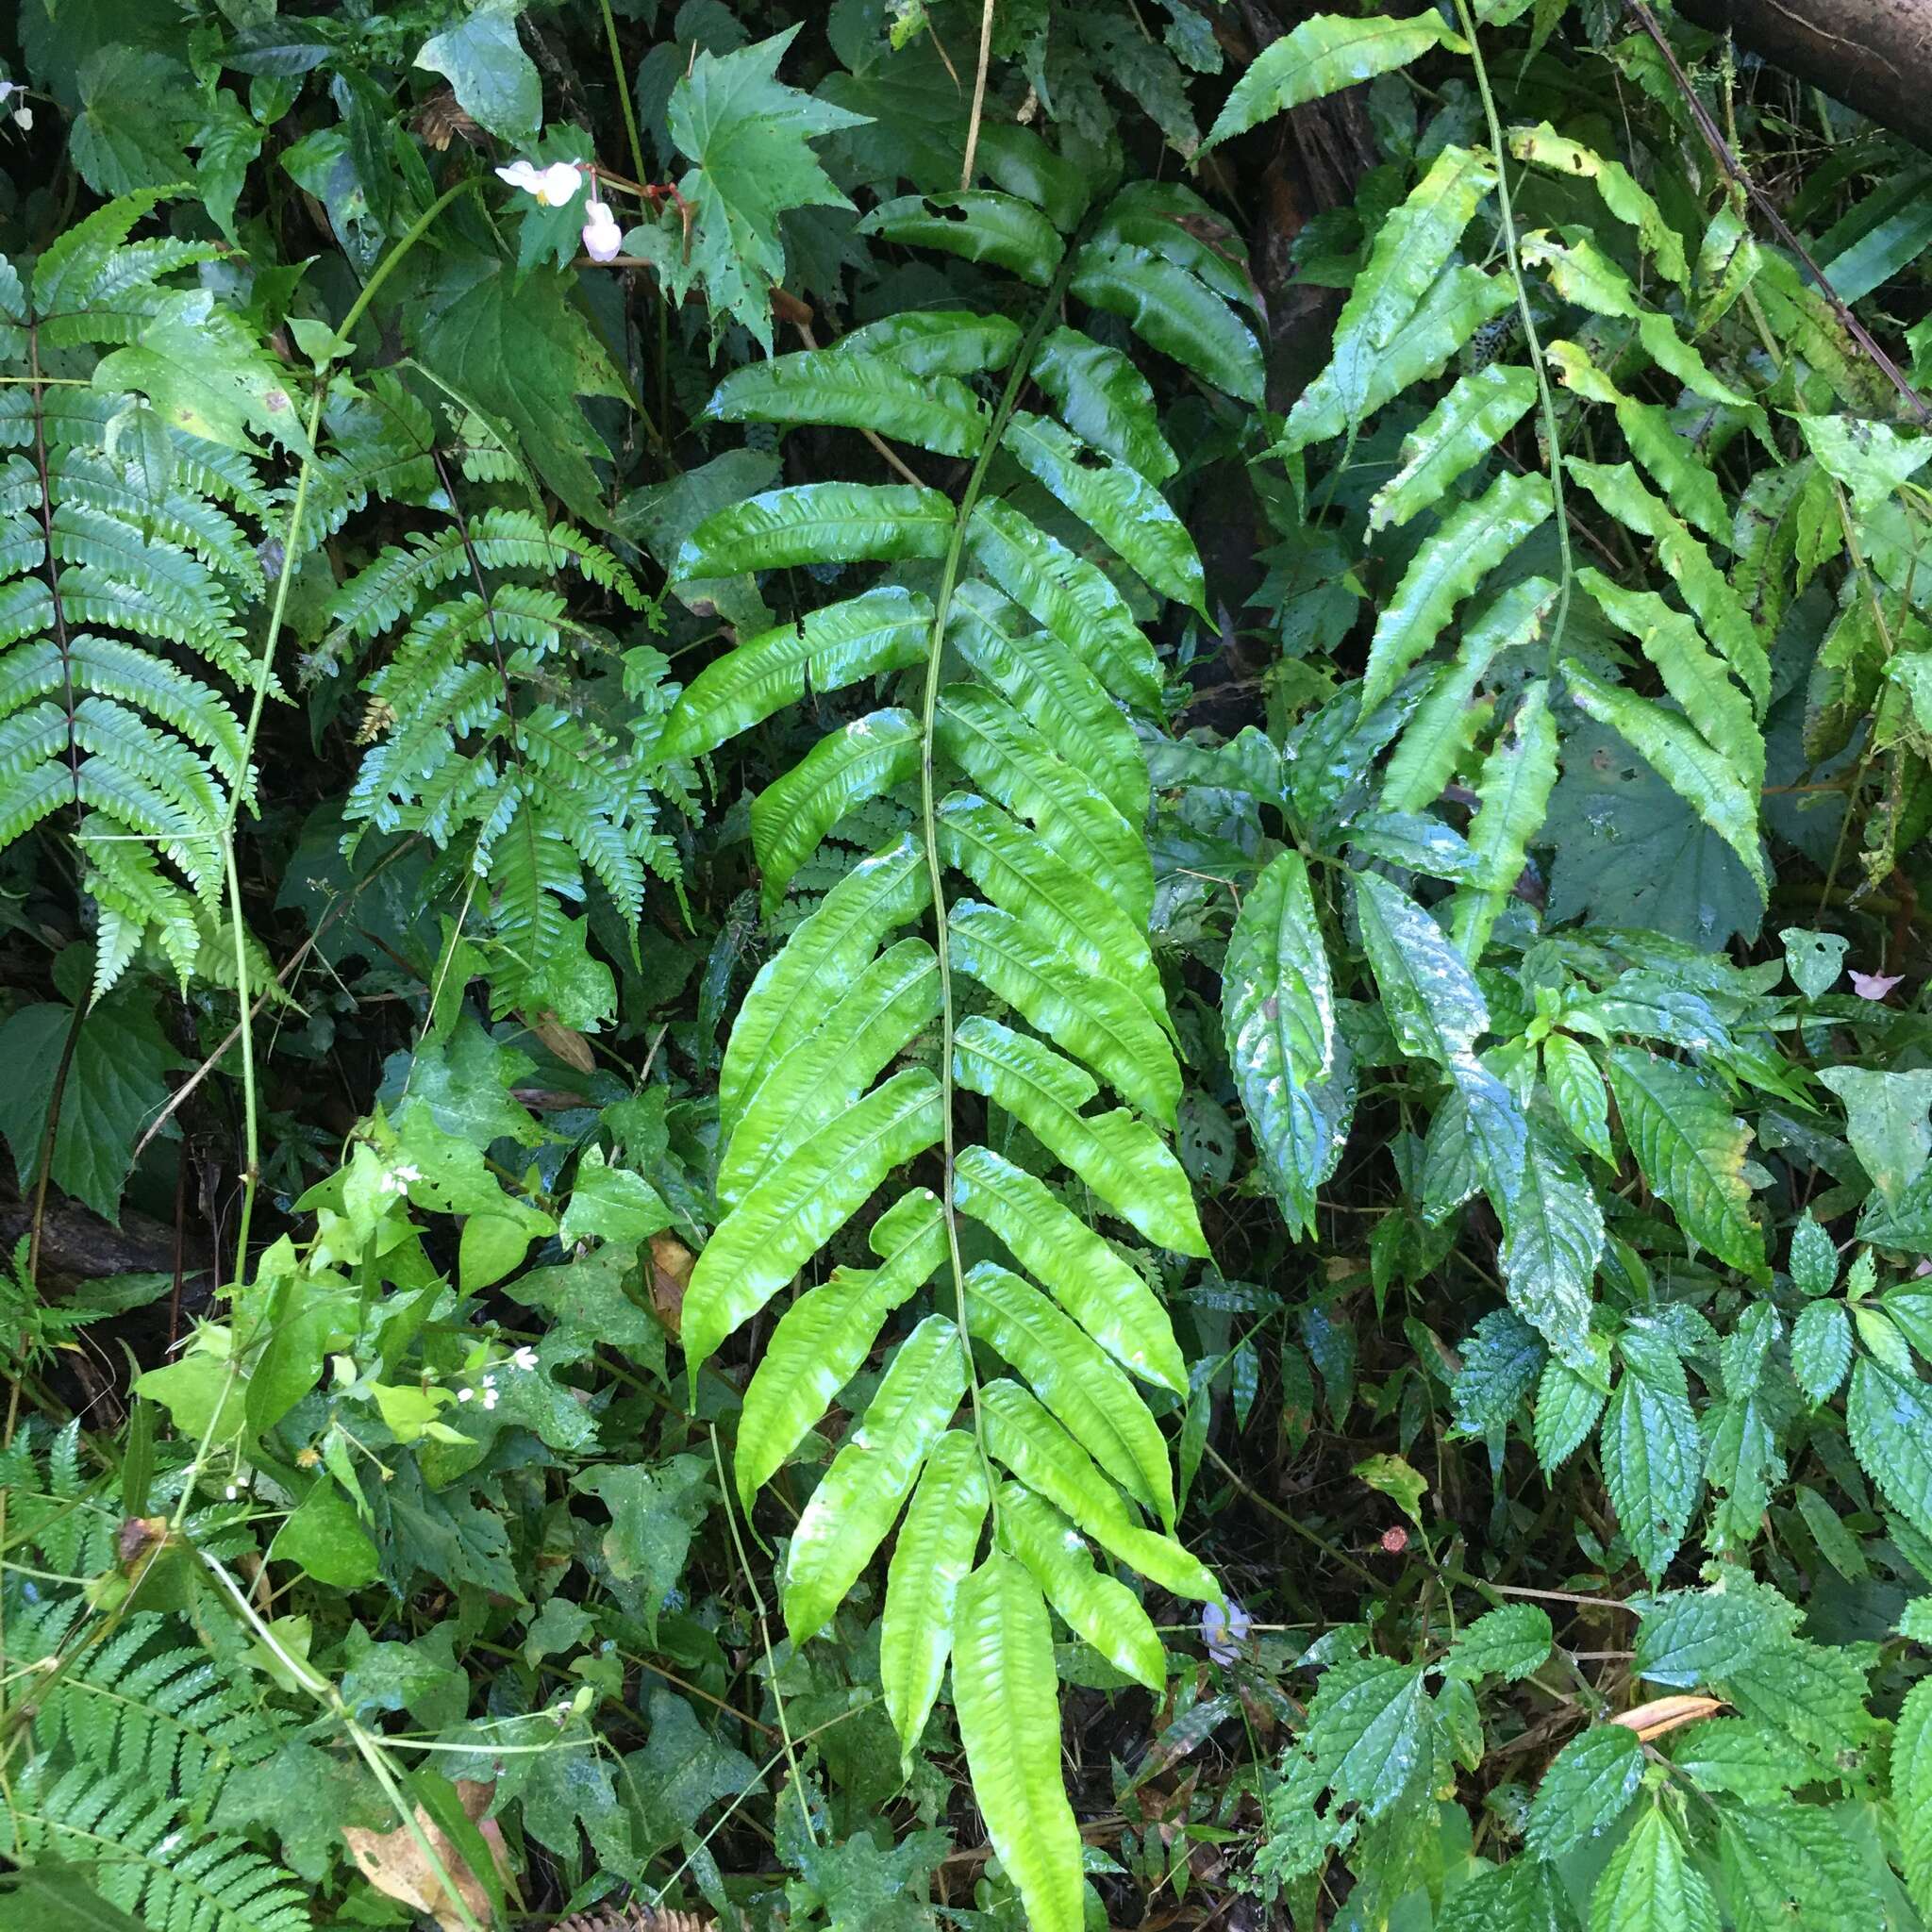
[663,26,868,351]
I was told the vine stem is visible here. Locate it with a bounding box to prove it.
[1455,0,1573,673]
[917,265,1074,1510]
[596,0,649,187]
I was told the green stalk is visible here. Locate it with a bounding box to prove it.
[916,271,1071,1509]
[1455,0,1573,673]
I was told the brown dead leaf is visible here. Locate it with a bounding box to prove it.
[527,1011,595,1074]
[650,1233,693,1337]
[1610,1693,1723,1740]
[343,1778,513,1932]
[415,91,481,151]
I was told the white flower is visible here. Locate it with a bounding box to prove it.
[482,1387,500,1410]
[457,1387,474,1403]
[11,107,28,133]
[495,158,582,208]
[510,1345,539,1372]
[225,1484,239,1501]
[391,1162,422,1185]
[581,198,623,262]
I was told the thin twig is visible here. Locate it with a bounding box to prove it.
[1624,0,1932,425]
[960,0,997,190]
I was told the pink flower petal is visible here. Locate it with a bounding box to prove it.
[1850,971,1904,999]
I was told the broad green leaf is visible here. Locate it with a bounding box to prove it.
[1068,243,1266,406]
[1201,12,1467,155]
[1382,577,1558,811]
[735,1200,946,1506]
[1796,413,1932,516]
[1362,472,1553,712]
[1495,1121,1603,1373]
[1089,182,1257,311]
[1789,1211,1840,1296]
[1029,325,1176,482]
[950,583,1148,822]
[783,1313,966,1643]
[1524,1724,1644,1859]
[1444,1603,1555,1681]
[1562,659,1767,898]
[860,191,1064,286]
[1818,1065,1932,1203]
[1535,1336,1612,1475]
[840,309,1023,376]
[1603,1346,1704,1582]
[1354,871,1489,1064]
[1001,1481,1165,1691]
[415,8,541,143]
[1222,852,1351,1239]
[683,1069,944,1379]
[1847,1357,1932,1547]
[752,708,923,911]
[1790,1300,1852,1404]
[1665,1717,1813,1803]
[1001,411,1206,613]
[936,685,1154,922]
[663,28,868,351]
[1284,265,1513,453]
[1860,1163,1932,1253]
[719,833,931,1135]
[719,940,941,1208]
[708,349,989,458]
[936,792,1167,1033]
[1451,681,1559,960]
[1897,1676,1932,1920]
[1302,1657,1431,1823]
[1607,1049,1767,1279]
[980,1376,1134,1544]
[1510,125,1689,282]
[953,1144,1186,1393]
[1590,1807,1717,1932]
[557,1147,673,1247]
[966,500,1165,710]
[1369,364,1539,532]
[948,901,1179,1125]
[1781,927,1849,999]
[1569,468,1768,710]
[1719,1802,1883,1932]
[966,1262,1174,1525]
[1633,1586,1791,1686]
[953,1018,1208,1257]
[1544,1033,1614,1165]
[881,1430,990,1763]
[1437,1860,1577,1932]
[657,588,932,762]
[673,483,956,578]
[951,1553,1084,1932]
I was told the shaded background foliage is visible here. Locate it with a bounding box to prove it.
[1,2,1931,1930]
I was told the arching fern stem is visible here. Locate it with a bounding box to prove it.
[1454,0,1573,671]
[917,262,1077,1513]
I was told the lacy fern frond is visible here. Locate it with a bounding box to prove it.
[659,177,1262,1932]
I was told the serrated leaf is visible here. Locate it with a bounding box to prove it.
[783,1313,966,1643]
[1496,1121,1604,1373]
[735,1191,947,1506]
[1354,870,1489,1064]
[708,348,988,458]
[1847,1357,1932,1547]
[880,1430,990,1763]
[1068,243,1266,406]
[1633,1585,1790,1687]
[753,708,923,910]
[965,1261,1174,1525]
[1000,411,1206,614]
[1452,681,1560,960]
[1607,1049,1767,1280]
[1302,1657,1431,1823]
[1603,1349,1704,1583]
[860,191,1065,286]
[657,588,933,762]
[1524,1724,1644,1859]
[948,901,1178,1125]
[953,1144,1186,1393]
[1362,472,1553,713]
[1445,1603,1555,1682]
[1718,1803,1883,1932]
[1565,658,1767,898]
[1370,364,1540,532]
[1001,1481,1165,1691]
[1222,852,1351,1239]
[674,483,956,578]
[1898,1676,1932,1919]
[1029,326,1176,481]
[1535,1335,1613,1476]
[951,1553,1085,1932]
[954,1018,1207,1257]
[1201,13,1467,155]
[683,1068,944,1379]
[1790,1301,1852,1404]
[1590,1806,1717,1932]
[1437,1859,1579,1932]
[1545,1033,1614,1165]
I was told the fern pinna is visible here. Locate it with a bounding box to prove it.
[657,170,1261,1931]
[0,192,291,998]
